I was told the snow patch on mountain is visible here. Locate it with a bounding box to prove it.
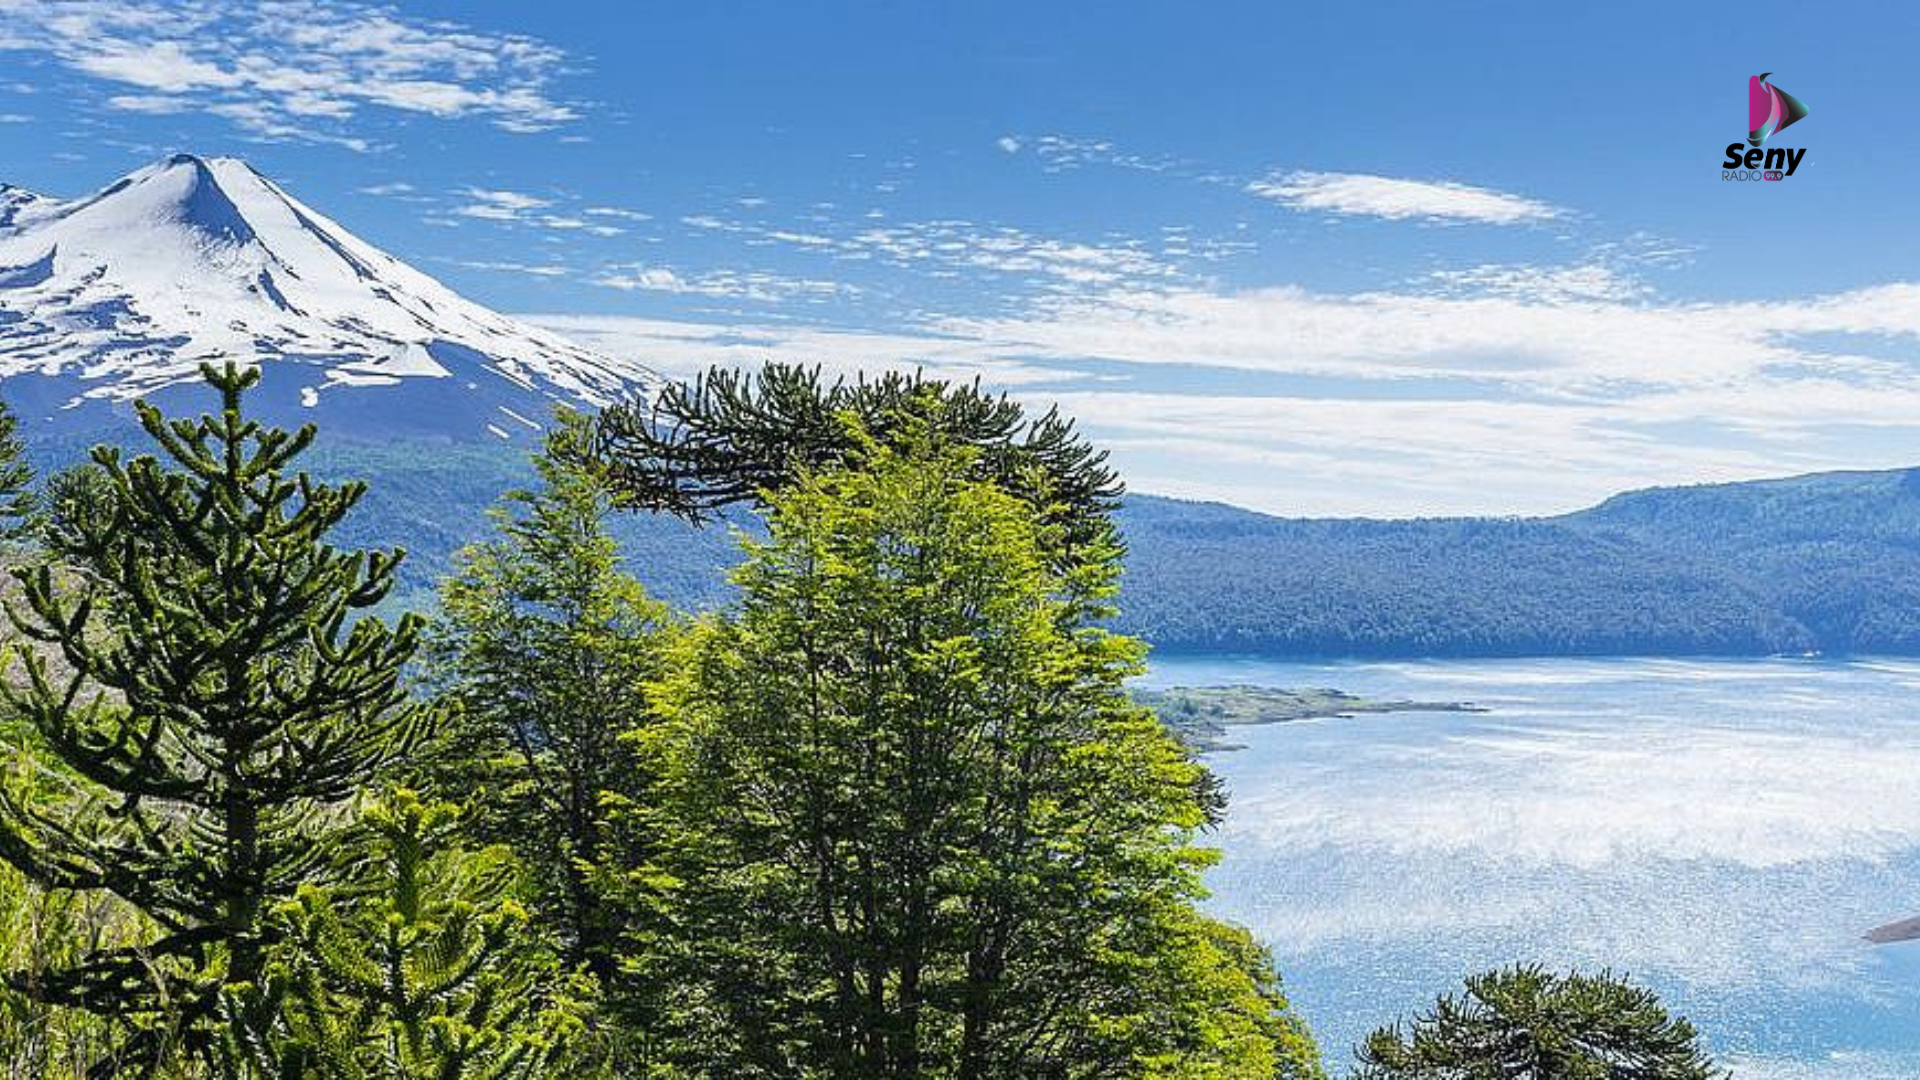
[0,155,653,439]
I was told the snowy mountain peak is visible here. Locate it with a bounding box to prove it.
[0,154,653,441]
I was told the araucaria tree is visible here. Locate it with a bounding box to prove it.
[643,427,1320,1079]
[1354,965,1725,1079]
[0,364,434,1064]
[241,789,585,1079]
[583,362,1123,571]
[0,396,34,541]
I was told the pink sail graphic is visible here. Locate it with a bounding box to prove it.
[1748,73,1809,148]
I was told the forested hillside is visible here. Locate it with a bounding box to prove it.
[1111,499,1810,656]
[1565,468,1920,653]
[30,420,1920,658]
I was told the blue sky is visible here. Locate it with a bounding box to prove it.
[2,0,1917,516]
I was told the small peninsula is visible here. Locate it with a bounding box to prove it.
[1135,685,1487,752]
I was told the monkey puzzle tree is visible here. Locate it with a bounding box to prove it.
[0,397,34,542]
[232,790,587,1080]
[0,363,435,1064]
[583,363,1123,576]
[1354,965,1724,1080]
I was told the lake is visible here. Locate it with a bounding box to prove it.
[1140,655,1920,1079]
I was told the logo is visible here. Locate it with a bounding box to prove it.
[1723,72,1810,181]
[1748,73,1809,147]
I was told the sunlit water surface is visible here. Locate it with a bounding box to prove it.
[1142,656,1920,1078]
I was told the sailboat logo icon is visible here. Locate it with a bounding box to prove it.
[1748,73,1809,148]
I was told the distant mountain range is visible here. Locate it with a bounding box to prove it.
[8,157,1920,659]
[1114,471,1920,657]
[596,466,1920,660]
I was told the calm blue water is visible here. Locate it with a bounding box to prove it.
[1142,656,1920,1079]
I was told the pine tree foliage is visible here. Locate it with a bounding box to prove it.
[233,790,588,1080]
[434,411,670,1055]
[638,428,1317,1079]
[0,363,434,1058]
[1354,965,1725,1079]
[585,363,1123,566]
[0,396,34,542]
[41,462,113,549]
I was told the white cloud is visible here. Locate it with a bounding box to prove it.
[445,187,640,238]
[104,93,191,113]
[74,37,242,91]
[668,208,1188,295]
[584,206,652,222]
[1025,134,1177,175]
[447,258,569,278]
[590,265,856,304]
[458,188,549,213]
[995,135,1021,154]
[1247,170,1561,224]
[527,313,1078,389]
[0,0,581,143]
[1419,262,1650,304]
[517,260,1920,517]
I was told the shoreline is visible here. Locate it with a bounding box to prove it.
[1133,684,1486,753]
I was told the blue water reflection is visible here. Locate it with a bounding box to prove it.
[1144,656,1920,1078]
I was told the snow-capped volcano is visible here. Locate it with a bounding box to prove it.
[0,154,651,440]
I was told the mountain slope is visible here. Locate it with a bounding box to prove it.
[1111,467,1920,656]
[0,154,651,440]
[1564,468,1920,652]
[1111,499,1812,657]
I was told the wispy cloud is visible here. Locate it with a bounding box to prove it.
[0,0,581,145]
[591,264,857,304]
[356,180,416,197]
[1418,262,1649,304]
[103,93,191,114]
[528,314,1076,389]
[446,258,570,278]
[1018,133,1182,175]
[523,264,1920,517]
[447,187,625,236]
[1246,170,1562,224]
[584,206,652,222]
[454,186,550,220]
[1001,131,1561,229]
[675,208,1191,295]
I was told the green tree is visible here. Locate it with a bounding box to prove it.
[39,461,113,548]
[0,396,34,542]
[434,412,671,1065]
[0,363,434,1065]
[639,429,1316,1079]
[584,363,1122,572]
[1354,965,1724,1079]
[232,790,588,1079]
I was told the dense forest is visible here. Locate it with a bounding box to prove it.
[0,363,1725,1077]
[1116,467,1920,656]
[37,427,1920,660]
[28,390,1920,660]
